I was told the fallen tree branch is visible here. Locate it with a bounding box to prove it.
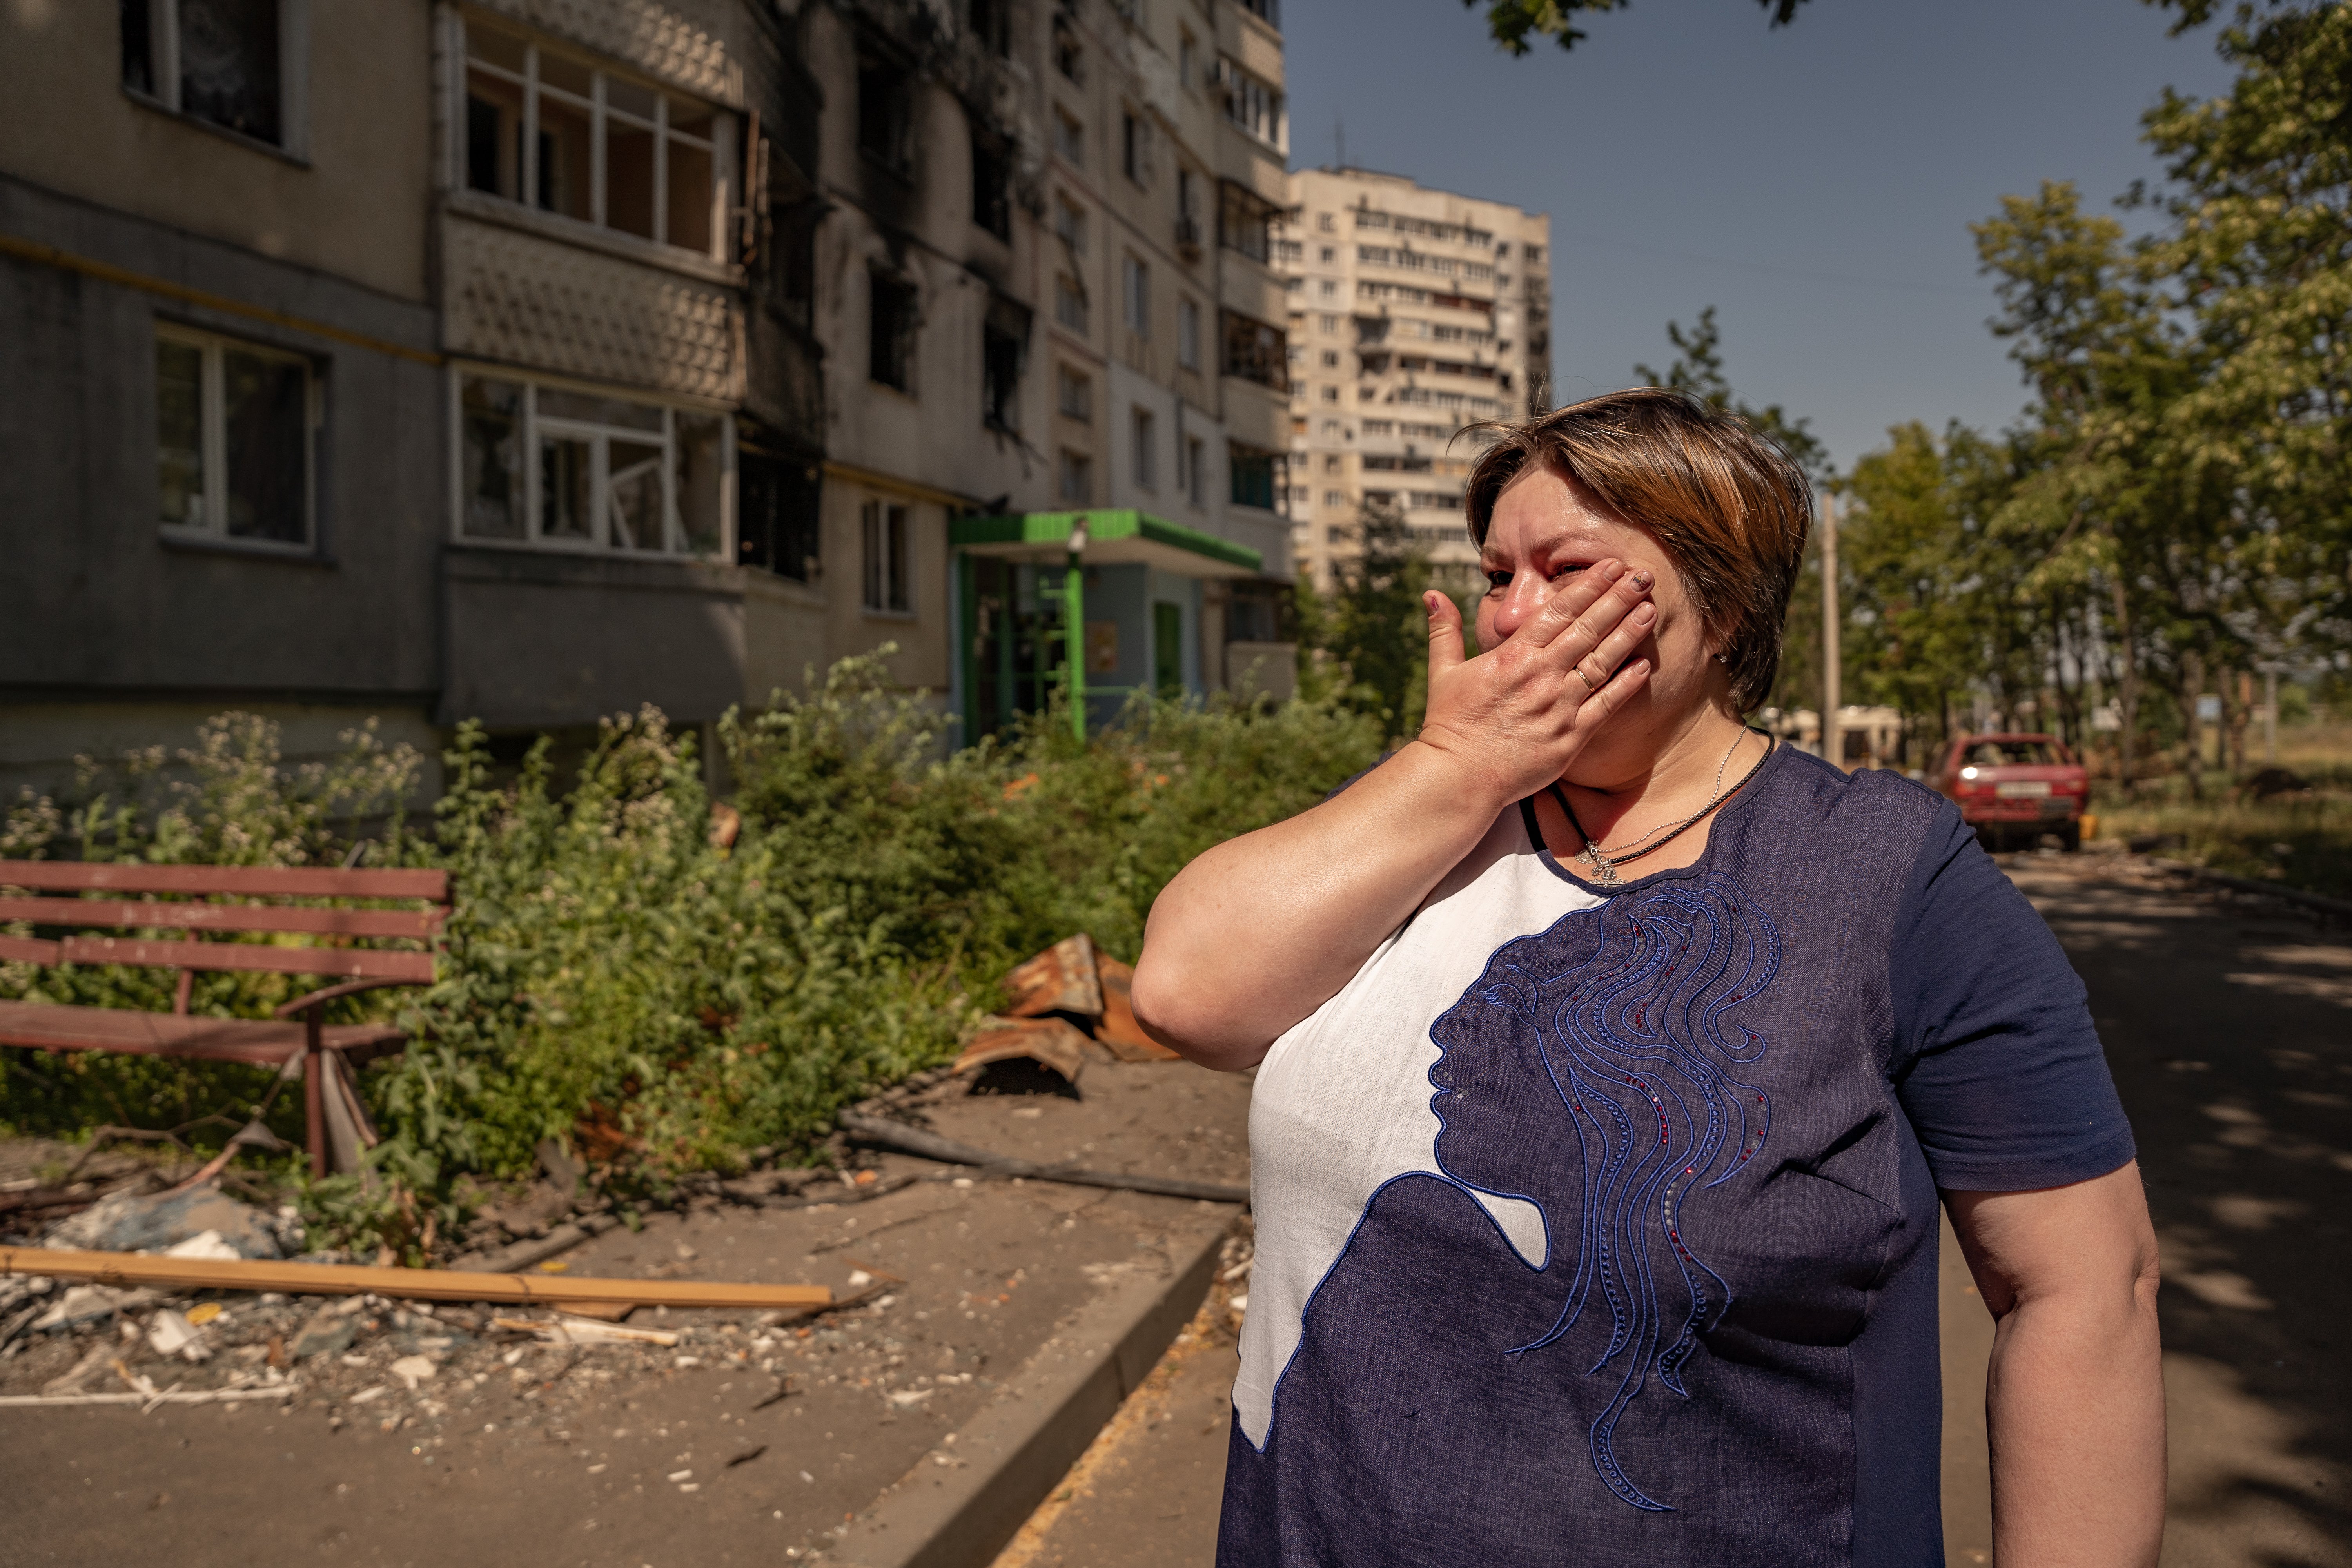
[0,1386,291,1409]
[837,1112,1250,1206]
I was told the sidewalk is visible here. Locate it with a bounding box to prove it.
[0,1058,1250,1567]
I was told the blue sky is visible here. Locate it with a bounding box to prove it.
[1278,0,2238,472]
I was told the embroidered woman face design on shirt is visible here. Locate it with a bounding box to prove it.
[1427,873,1783,1511]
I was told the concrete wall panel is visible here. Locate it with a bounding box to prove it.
[443,214,742,401]
[441,547,750,727]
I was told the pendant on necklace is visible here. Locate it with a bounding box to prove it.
[1583,849,1620,887]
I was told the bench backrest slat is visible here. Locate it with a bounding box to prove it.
[0,936,61,966]
[54,936,434,983]
[0,896,439,940]
[0,862,448,902]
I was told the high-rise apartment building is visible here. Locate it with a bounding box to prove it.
[1281,167,1551,591]
[1,0,1302,801]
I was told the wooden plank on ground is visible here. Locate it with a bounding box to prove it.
[0,1247,833,1311]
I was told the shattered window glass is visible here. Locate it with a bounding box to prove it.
[178,0,281,145]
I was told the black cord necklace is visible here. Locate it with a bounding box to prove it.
[1544,730,1777,888]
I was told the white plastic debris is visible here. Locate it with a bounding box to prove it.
[160,1230,243,1261]
[388,1354,437,1391]
[146,1309,210,1362]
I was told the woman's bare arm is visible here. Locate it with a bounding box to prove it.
[1130,559,1656,1070]
[1947,1163,2166,1567]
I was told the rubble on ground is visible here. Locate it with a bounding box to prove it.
[954,935,1181,1092]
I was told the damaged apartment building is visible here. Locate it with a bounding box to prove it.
[0,0,1297,801]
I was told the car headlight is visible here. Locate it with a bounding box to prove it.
[1958,766,1979,780]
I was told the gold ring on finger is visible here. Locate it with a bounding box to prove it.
[1570,667,1597,693]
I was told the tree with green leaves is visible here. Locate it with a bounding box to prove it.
[1633,307,1837,717]
[1469,0,1808,56]
[1296,495,1439,739]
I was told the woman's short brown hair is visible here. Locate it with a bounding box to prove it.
[1463,387,1813,713]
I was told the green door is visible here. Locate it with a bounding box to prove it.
[1153,601,1184,698]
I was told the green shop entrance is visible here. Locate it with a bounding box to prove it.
[951,510,1263,740]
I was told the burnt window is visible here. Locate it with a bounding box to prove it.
[969,0,1011,55]
[983,298,1029,433]
[1219,180,1279,264]
[124,0,285,147]
[869,270,919,393]
[1221,310,1288,392]
[971,127,1012,240]
[858,50,915,176]
[738,448,822,583]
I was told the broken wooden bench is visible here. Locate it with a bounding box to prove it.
[0,860,449,1178]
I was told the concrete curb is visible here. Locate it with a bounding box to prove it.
[827,1220,1230,1568]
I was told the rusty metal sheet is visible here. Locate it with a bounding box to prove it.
[1000,933,1103,1020]
[1092,956,1181,1061]
[952,1015,1091,1086]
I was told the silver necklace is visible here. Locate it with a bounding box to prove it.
[1550,729,1768,887]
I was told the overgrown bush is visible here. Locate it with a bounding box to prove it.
[0,656,1382,1250]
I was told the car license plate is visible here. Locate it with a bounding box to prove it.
[2038,797,2071,818]
[1995,780,2052,798]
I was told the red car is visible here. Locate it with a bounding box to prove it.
[1929,733,2090,851]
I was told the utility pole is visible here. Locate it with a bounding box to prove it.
[2262,663,2280,765]
[1820,492,1841,765]
[1065,519,1090,742]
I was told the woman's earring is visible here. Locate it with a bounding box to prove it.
[1710,650,1728,664]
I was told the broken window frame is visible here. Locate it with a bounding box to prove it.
[122,0,305,154]
[869,270,921,394]
[154,321,319,552]
[983,296,1029,434]
[1218,180,1281,265]
[459,16,731,261]
[447,364,731,561]
[1220,309,1289,392]
[857,45,917,178]
[971,122,1013,241]
[736,442,823,583]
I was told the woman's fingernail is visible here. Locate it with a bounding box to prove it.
[1632,603,1657,622]
[1630,569,1654,590]
[1599,559,1625,580]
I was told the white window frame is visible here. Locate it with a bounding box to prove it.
[860,499,913,615]
[154,323,319,553]
[126,0,312,157]
[445,364,733,559]
[457,15,732,261]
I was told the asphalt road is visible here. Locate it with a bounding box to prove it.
[995,853,2352,1568]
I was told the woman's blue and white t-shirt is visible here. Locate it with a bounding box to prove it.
[1220,746,2134,1567]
